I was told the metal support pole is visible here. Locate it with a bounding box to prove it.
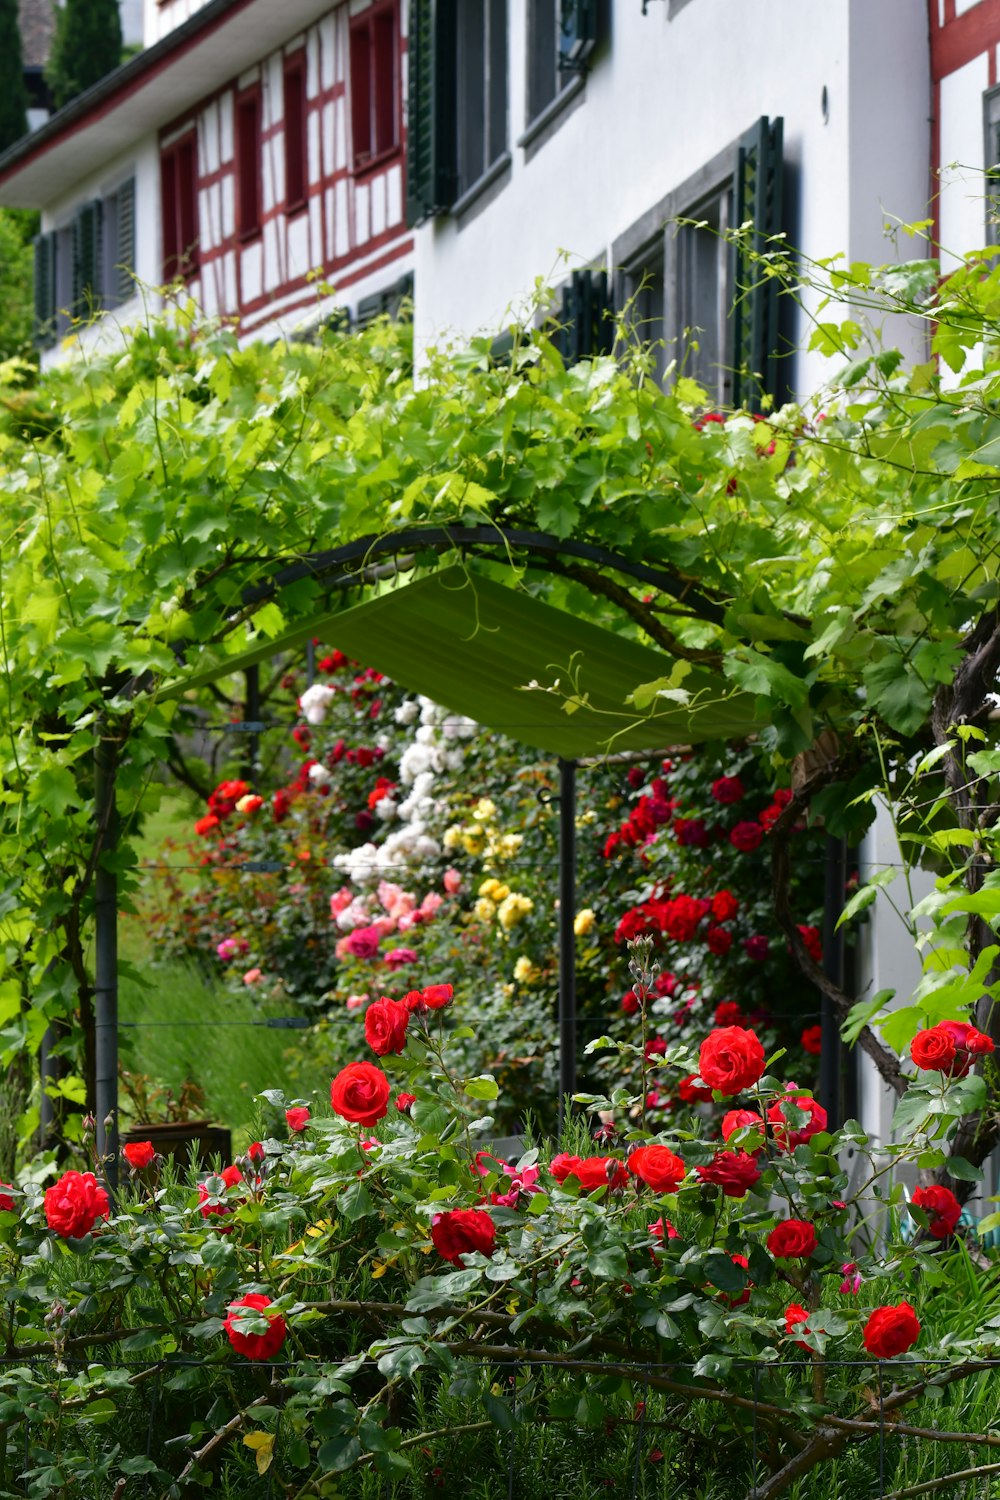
[94,728,119,1190]
[39,1025,56,1147]
[245,664,261,779]
[558,759,577,1123]
[306,639,316,689]
[820,834,847,1129]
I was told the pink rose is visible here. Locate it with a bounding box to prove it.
[420,891,443,917]
[384,947,417,969]
[345,993,368,1011]
[346,925,381,959]
[243,968,262,986]
[443,869,462,894]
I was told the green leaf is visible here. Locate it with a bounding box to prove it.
[723,649,809,710]
[28,765,79,817]
[841,989,895,1044]
[317,1436,363,1472]
[483,1392,517,1431]
[464,1075,499,1101]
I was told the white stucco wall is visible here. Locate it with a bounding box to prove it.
[414,0,930,394]
[938,50,991,269]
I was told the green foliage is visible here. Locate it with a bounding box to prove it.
[0,0,27,152]
[0,208,36,362]
[46,0,122,108]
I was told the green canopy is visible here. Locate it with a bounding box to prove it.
[162,565,759,758]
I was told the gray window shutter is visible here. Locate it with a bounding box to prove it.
[115,179,136,305]
[558,0,597,70]
[731,115,784,411]
[560,267,614,364]
[406,0,457,226]
[33,232,57,349]
[72,200,104,318]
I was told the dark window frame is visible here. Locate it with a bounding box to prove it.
[284,52,308,214]
[161,131,200,281]
[349,0,401,175]
[235,85,263,242]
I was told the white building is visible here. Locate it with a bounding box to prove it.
[0,0,413,365]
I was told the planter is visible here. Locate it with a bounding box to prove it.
[122,1119,231,1171]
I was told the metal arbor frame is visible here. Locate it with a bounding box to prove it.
[89,526,839,1183]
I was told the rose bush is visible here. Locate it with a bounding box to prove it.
[0,975,997,1497]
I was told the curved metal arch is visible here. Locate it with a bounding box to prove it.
[241,525,726,627]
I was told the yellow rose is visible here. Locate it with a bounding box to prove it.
[478,878,509,900]
[473,798,497,822]
[474,897,496,922]
[462,831,485,855]
[443,826,464,851]
[513,956,539,985]
[497,893,533,930]
[574,907,597,937]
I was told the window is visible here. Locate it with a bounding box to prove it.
[527,0,598,125]
[456,0,507,197]
[284,54,307,211]
[984,85,1000,244]
[612,116,784,407]
[33,178,137,348]
[349,2,399,169]
[550,266,615,364]
[161,134,199,280]
[236,89,262,239]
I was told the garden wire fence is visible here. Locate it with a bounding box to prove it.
[4,1352,1000,1500]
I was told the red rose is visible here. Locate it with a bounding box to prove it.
[696,1149,761,1197]
[123,1141,156,1171]
[238,795,264,814]
[395,1092,416,1113]
[662,894,709,943]
[785,1302,812,1352]
[364,996,410,1056]
[801,1025,823,1056]
[767,1218,817,1260]
[729,821,764,853]
[766,1092,828,1150]
[208,779,250,818]
[911,1184,961,1239]
[422,984,453,1010]
[615,909,651,943]
[797,924,823,963]
[649,1216,680,1244]
[912,1020,996,1077]
[678,1074,715,1104]
[285,1106,310,1133]
[743,935,770,962]
[272,788,292,822]
[714,1001,744,1028]
[862,1301,920,1358]
[550,1153,627,1192]
[621,991,641,1016]
[721,1109,762,1142]
[644,1036,667,1061]
[194,814,220,837]
[247,1141,265,1163]
[711,775,745,804]
[627,1145,686,1193]
[0,1184,14,1212]
[698,1026,766,1095]
[44,1170,110,1239]
[711,890,739,923]
[706,926,733,956]
[224,1294,287,1361]
[431,1208,497,1265]
[198,1164,244,1225]
[330,1061,391,1125]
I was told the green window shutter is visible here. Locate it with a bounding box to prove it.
[72,200,103,319]
[561,267,614,364]
[559,0,598,71]
[33,232,57,349]
[731,115,784,411]
[406,0,457,226]
[115,178,136,305]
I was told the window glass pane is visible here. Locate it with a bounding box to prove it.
[373,10,398,156]
[622,249,666,386]
[285,61,306,205]
[487,0,507,165]
[527,0,557,122]
[161,150,178,279]
[456,1,486,192]
[350,25,372,162]
[237,97,261,236]
[677,189,731,403]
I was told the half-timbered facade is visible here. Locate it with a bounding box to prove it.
[0,0,412,365]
